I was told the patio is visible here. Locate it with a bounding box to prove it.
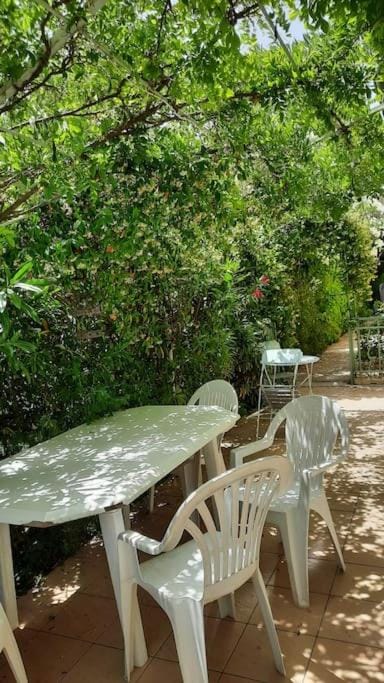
[0,336,383,683]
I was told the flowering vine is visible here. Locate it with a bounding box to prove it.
[251,274,270,300]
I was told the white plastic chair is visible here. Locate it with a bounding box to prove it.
[256,348,303,437]
[0,604,27,682]
[231,395,349,608]
[259,340,281,352]
[147,380,238,513]
[119,456,293,683]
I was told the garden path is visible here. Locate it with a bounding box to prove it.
[0,334,383,683]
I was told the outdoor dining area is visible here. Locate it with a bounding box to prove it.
[1,337,382,683]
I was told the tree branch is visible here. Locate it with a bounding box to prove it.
[0,186,40,223]
[1,79,127,133]
[0,0,108,114]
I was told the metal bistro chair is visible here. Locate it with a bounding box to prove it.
[118,456,293,683]
[256,348,303,437]
[147,380,239,513]
[231,395,349,607]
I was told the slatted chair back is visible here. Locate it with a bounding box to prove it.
[160,457,292,597]
[188,380,238,414]
[263,395,349,495]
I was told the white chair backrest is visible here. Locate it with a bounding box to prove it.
[260,340,281,352]
[267,395,349,493]
[160,457,292,590]
[262,348,303,366]
[188,380,238,414]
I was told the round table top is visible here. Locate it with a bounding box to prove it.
[263,351,319,367]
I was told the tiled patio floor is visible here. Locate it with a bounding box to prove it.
[1,336,383,682]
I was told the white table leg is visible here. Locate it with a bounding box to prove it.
[99,509,147,669]
[0,524,18,629]
[307,364,313,392]
[203,437,226,481]
[178,452,200,499]
[202,439,236,619]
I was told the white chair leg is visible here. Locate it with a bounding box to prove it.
[218,592,236,620]
[119,541,147,681]
[0,524,18,629]
[0,607,27,683]
[269,508,310,608]
[252,568,285,675]
[122,504,131,529]
[311,493,346,571]
[148,486,155,514]
[168,599,208,683]
[119,570,134,680]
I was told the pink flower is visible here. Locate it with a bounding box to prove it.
[259,274,270,285]
[251,287,264,299]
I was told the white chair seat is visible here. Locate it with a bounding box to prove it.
[269,481,301,510]
[141,539,204,601]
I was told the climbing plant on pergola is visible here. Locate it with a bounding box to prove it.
[0,0,383,229]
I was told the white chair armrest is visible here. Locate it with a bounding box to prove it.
[230,436,273,468]
[118,530,163,555]
[302,455,345,480]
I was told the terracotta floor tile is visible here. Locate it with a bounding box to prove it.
[260,552,280,583]
[225,625,314,682]
[319,596,384,648]
[343,509,384,567]
[97,604,173,656]
[270,558,338,596]
[324,487,359,512]
[76,543,114,599]
[204,580,269,623]
[62,643,146,682]
[31,539,114,602]
[324,472,361,495]
[137,585,158,609]
[96,613,124,650]
[0,628,90,682]
[157,616,245,671]
[22,591,118,643]
[260,524,283,555]
[220,676,259,683]
[357,489,384,508]
[250,587,328,636]
[353,503,384,523]
[331,563,384,602]
[304,638,384,682]
[137,658,220,682]
[308,510,352,562]
[335,462,384,488]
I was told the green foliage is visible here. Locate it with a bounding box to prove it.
[295,263,349,354]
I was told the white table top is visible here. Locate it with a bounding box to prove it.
[0,406,237,526]
[264,353,319,367]
[298,355,319,365]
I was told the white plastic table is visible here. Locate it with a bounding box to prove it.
[0,405,237,669]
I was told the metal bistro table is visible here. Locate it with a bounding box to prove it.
[0,405,238,671]
[256,349,320,437]
[262,350,319,391]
